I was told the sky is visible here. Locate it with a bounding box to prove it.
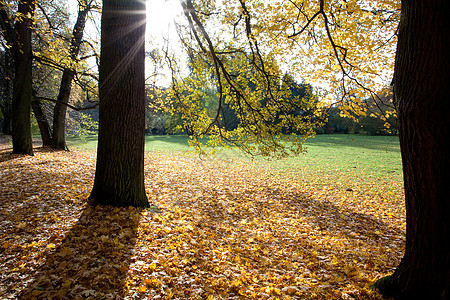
[67,0,184,87]
[146,0,181,40]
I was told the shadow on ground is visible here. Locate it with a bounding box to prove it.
[0,145,140,299]
[20,202,141,299]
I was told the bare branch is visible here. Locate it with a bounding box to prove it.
[34,96,98,111]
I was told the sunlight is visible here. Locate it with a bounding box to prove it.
[146,0,181,40]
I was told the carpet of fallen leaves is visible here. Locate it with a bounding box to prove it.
[0,137,405,299]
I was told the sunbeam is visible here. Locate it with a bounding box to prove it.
[146,0,180,39]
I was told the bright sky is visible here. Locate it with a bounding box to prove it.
[145,0,184,86]
[68,0,181,37]
[67,0,183,86]
[146,0,181,40]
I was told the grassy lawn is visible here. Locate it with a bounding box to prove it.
[261,135,403,195]
[67,134,402,189]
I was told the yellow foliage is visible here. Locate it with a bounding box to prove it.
[169,0,399,156]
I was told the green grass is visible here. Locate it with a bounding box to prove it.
[66,134,192,153]
[66,135,99,151]
[66,134,403,198]
[257,134,403,198]
[265,134,402,181]
[66,134,402,174]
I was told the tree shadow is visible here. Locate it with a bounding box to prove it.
[171,168,405,296]
[0,142,59,163]
[0,150,21,163]
[20,201,141,299]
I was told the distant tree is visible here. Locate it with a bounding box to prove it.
[51,0,93,150]
[89,0,149,208]
[321,107,356,134]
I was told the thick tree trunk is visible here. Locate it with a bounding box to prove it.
[1,102,12,135]
[1,2,16,136]
[1,83,13,135]
[89,0,149,208]
[31,99,52,146]
[378,1,450,299]
[1,49,14,135]
[52,1,90,150]
[12,0,34,155]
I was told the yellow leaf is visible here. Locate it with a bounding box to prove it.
[139,285,147,293]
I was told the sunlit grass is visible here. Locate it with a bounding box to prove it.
[67,133,402,183]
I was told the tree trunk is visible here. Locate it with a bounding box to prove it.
[378,1,450,298]
[1,48,14,135]
[1,102,12,135]
[51,71,74,150]
[52,1,90,150]
[89,0,149,208]
[12,0,34,155]
[31,99,52,146]
[1,1,16,136]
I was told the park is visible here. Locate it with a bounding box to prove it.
[1,0,449,299]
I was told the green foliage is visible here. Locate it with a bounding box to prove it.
[66,112,98,141]
[320,93,398,136]
[30,111,41,136]
[322,107,358,134]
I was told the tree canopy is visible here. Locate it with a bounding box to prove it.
[153,0,399,157]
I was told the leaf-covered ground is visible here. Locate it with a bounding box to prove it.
[0,137,405,299]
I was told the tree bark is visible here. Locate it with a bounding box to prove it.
[378,1,450,299]
[51,1,90,150]
[0,1,14,135]
[31,99,52,146]
[12,0,35,155]
[89,0,149,208]
[1,48,14,135]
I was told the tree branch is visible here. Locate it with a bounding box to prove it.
[34,96,98,111]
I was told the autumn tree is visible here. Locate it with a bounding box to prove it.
[51,0,93,150]
[177,0,449,297]
[30,0,100,148]
[31,0,72,146]
[170,0,323,158]
[1,0,97,149]
[89,0,149,208]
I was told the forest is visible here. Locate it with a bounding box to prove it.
[1,0,449,299]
